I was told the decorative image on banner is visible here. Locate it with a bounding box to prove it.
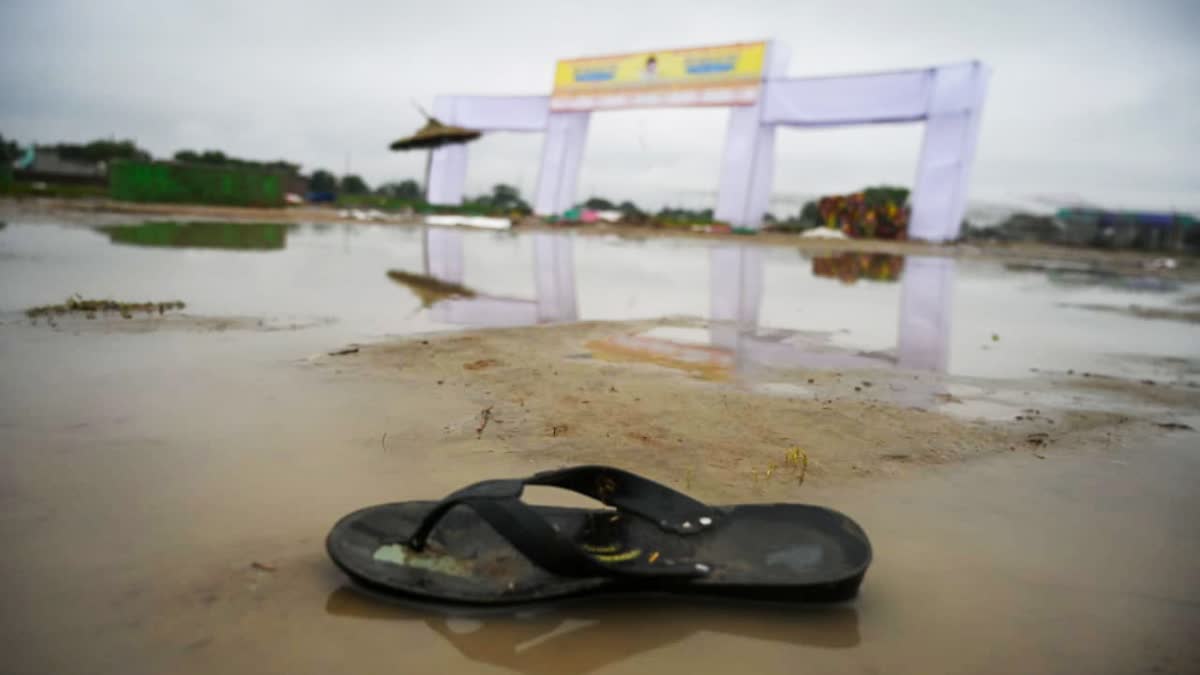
[550,41,767,111]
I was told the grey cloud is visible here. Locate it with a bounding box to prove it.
[2,0,1197,212]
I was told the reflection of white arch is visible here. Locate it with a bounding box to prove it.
[707,246,955,372]
[896,256,954,371]
[419,231,954,371]
[426,44,988,242]
[421,228,577,326]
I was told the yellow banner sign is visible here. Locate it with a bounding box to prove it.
[550,41,767,111]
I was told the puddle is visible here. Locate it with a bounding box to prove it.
[0,221,1197,380]
[1,218,1199,674]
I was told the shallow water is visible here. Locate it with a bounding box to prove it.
[0,221,1196,381]
[1,220,1199,674]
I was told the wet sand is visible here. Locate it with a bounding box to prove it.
[321,319,1195,490]
[1,314,1198,674]
[1,213,1199,673]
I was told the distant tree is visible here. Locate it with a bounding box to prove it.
[0,134,20,163]
[583,196,616,210]
[654,205,713,224]
[54,139,150,163]
[173,149,299,174]
[309,170,337,193]
[339,174,370,195]
[763,212,778,224]
[377,179,422,200]
[799,201,820,225]
[617,200,643,216]
[488,184,530,212]
[199,150,229,164]
[464,184,531,214]
[260,160,300,174]
[490,184,521,208]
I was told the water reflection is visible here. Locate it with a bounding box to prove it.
[1005,260,1181,292]
[709,246,953,374]
[407,229,954,373]
[98,221,289,250]
[896,256,955,372]
[0,221,1191,382]
[406,228,578,327]
[325,586,859,675]
[386,269,477,308]
[812,253,904,284]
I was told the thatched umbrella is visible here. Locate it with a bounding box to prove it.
[389,105,482,199]
[389,117,481,151]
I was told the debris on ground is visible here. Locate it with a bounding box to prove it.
[476,405,494,438]
[26,295,185,319]
[328,346,359,356]
[250,561,276,572]
[1026,432,1050,447]
[463,359,499,370]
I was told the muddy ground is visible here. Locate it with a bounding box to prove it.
[3,308,1196,674]
[2,204,1199,674]
[309,318,1198,500]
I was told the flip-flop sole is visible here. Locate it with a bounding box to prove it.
[328,501,871,605]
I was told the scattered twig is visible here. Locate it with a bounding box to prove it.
[381,432,388,452]
[328,346,359,356]
[250,561,276,572]
[476,405,494,439]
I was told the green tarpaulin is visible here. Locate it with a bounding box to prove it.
[109,160,284,207]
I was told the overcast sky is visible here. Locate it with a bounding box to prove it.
[2,0,1197,214]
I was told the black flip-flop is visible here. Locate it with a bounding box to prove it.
[326,465,872,605]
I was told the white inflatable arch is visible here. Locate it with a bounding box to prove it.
[426,44,989,242]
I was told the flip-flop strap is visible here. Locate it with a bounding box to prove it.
[409,465,718,546]
[399,465,718,578]
[408,495,708,578]
[526,465,718,534]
